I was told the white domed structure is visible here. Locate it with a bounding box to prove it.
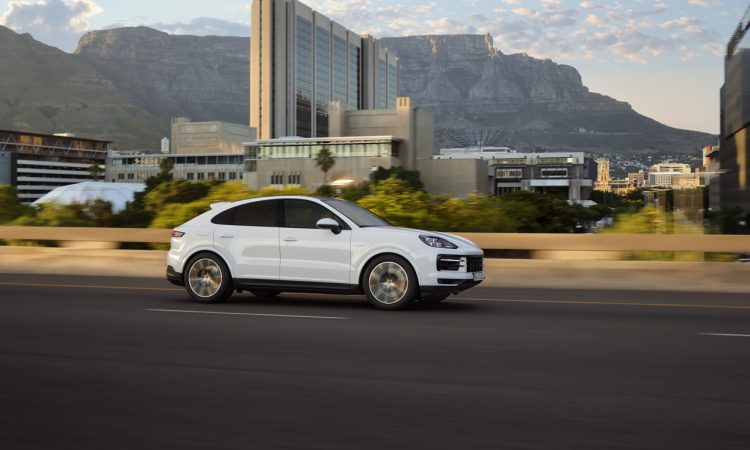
[32,182,146,213]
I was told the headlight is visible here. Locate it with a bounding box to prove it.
[419,235,458,249]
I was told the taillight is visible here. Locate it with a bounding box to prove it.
[171,230,185,238]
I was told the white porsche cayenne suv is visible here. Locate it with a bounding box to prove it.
[166,196,484,310]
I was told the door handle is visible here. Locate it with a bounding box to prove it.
[219,234,234,238]
[282,237,298,242]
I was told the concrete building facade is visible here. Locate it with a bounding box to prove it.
[0,130,109,203]
[329,97,433,170]
[170,118,255,154]
[431,147,596,202]
[106,152,245,183]
[646,161,700,188]
[250,0,398,139]
[244,136,400,191]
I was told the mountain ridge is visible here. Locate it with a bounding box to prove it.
[0,25,715,153]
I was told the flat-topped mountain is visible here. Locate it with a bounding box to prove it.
[381,34,714,152]
[0,26,715,153]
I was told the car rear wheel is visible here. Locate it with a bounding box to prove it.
[363,255,417,310]
[184,253,234,303]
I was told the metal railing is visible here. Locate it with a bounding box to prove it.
[2,226,750,253]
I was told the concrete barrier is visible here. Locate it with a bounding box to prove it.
[0,247,747,294]
[2,226,750,253]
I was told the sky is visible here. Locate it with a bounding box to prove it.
[0,0,747,135]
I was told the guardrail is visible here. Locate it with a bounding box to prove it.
[2,226,750,253]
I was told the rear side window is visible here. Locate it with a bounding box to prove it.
[283,199,348,229]
[211,200,279,227]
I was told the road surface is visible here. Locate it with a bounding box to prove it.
[1,273,749,449]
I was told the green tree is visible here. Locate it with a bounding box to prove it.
[159,158,174,179]
[0,186,31,224]
[315,148,336,184]
[370,166,424,191]
[357,177,443,230]
[151,184,310,229]
[88,164,105,181]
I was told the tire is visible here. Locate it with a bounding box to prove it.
[420,293,450,303]
[251,290,281,298]
[184,253,234,303]
[363,255,417,310]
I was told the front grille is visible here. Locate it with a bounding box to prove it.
[437,255,462,271]
[466,256,483,273]
[437,255,484,272]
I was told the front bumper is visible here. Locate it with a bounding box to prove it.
[166,266,184,286]
[420,279,483,301]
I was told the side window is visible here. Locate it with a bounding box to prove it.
[211,200,279,227]
[283,200,347,229]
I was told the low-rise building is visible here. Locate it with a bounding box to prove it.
[170,118,255,154]
[0,129,109,203]
[244,136,400,190]
[647,161,700,188]
[431,147,596,202]
[106,152,246,183]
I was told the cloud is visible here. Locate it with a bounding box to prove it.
[153,17,249,37]
[0,0,102,52]
[687,0,721,6]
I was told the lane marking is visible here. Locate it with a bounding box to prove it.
[145,308,351,320]
[455,297,750,310]
[700,333,750,338]
[0,282,182,292]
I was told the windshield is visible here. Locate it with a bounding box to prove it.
[322,198,391,228]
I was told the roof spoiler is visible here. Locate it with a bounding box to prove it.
[210,202,232,210]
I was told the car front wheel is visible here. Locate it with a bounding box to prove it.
[363,255,417,310]
[184,253,234,303]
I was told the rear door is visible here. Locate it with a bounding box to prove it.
[279,199,351,285]
[212,200,280,281]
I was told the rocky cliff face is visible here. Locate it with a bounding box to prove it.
[75,26,249,127]
[381,34,712,151]
[0,25,163,149]
[0,26,714,152]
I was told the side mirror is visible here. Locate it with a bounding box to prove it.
[316,218,342,235]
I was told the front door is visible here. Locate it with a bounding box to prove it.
[279,199,351,286]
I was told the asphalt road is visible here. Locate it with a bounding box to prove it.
[1,273,749,450]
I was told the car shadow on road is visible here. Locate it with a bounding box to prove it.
[160,292,482,313]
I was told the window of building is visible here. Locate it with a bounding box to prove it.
[207,172,215,179]
[218,172,226,180]
[541,168,568,178]
[118,173,124,180]
[127,173,134,180]
[187,172,194,180]
[538,157,571,165]
[497,169,523,178]
[495,158,526,165]
[197,173,205,180]
[497,186,521,195]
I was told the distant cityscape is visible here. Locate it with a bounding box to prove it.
[0,0,747,223]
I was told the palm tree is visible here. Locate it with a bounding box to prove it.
[88,164,105,181]
[159,158,174,179]
[315,148,336,184]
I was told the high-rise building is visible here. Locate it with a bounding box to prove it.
[720,5,750,211]
[250,0,399,140]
